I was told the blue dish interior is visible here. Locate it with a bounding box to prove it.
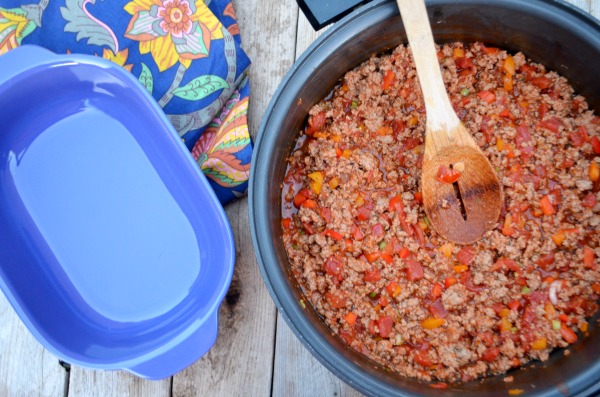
[0,46,234,378]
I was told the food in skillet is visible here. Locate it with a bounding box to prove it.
[281,42,600,383]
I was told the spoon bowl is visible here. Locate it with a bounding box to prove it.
[397,0,503,244]
[421,142,503,245]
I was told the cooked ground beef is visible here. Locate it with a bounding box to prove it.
[281,42,600,383]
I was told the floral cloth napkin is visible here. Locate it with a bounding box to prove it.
[0,0,252,205]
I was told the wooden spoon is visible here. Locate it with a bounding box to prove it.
[397,0,503,245]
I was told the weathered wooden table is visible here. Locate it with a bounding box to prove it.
[1,0,599,395]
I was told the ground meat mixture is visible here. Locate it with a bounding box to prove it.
[281,42,600,383]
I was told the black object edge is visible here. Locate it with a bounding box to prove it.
[295,0,374,30]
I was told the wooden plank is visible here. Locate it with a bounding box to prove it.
[68,368,170,397]
[273,313,364,397]
[171,200,276,396]
[271,10,364,397]
[171,0,298,394]
[0,293,67,397]
[566,0,590,11]
[590,0,600,17]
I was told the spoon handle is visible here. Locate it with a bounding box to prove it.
[396,0,460,134]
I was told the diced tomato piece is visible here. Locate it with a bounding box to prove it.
[570,126,589,147]
[515,124,531,146]
[455,57,475,70]
[391,119,405,137]
[319,207,332,223]
[371,223,384,237]
[389,195,404,213]
[540,195,556,215]
[309,111,327,129]
[293,192,307,208]
[380,253,393,264]
[477,90,496,104]
[386,281,402,298]
[324,256,344,282]
[364,252,380,264]
[536,253,555,268]
[368,319,378,335]
[499,108,512,118]
[364,267,382,283]
[548,189,562,205]
[507,300,521,311]
[356,206,371,221]
[378,316,394,338]
[413,350,433,367]
[582,193,597,208]
[382,237,397,256]
[482,44,500,55]
[559,157,575,169]
[583,246,595,269]
[489,257,519,272]
[325,291,347,309]
[519,63,537,78]
[591,136,600,154]
[431,282,443,299]
[406,259,424,281]
[456,246,476,265]
[515,277,528,286]
[482,347,500,362]
[302,222,315,235]
[436,165,461,184]
[351,224,364,241]
[338,328,355,345]
[444,277,458,289]
[414,191,423,204]
[344,312,357,326]
[320,229,343,242]
[479,331,495,347]
[382,70,396,90]
[538,103,549,118]
[378,295,390,307]
[491,302,505,315]
[281,218,291,230]
[480,115,494,143]
[560,324,578,344]
[539,117,563,133]
[412,223,426,246]
[302,199,317,209]
[460,271,486,292]
[428,299,448,319]
[501,213,516,237]
[399,247,410,259]
[389,195,413,236]
[532,76,553,89]
[402,137,422,151]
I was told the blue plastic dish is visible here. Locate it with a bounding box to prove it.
[0,45,235,379]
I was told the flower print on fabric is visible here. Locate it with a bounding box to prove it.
[124,0,224,72]
[102,48,133,72]
[0,6,37,54]
[192,84,251,189]
[0,0,252,206]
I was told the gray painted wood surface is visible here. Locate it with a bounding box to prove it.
[0,0,597,395]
